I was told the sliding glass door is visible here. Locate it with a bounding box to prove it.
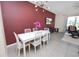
[67,16,79,30]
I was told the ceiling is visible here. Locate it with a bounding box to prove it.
[30,1,79,16]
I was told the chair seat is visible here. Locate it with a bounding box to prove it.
[42,39,48,42]
[71,32,79,38]
[42,35,48,41]
[17,42,30,49]
[31,41,41,47]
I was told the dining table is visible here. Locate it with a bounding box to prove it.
[18,30,50,56]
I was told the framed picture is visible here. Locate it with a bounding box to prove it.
[46,18,53,25]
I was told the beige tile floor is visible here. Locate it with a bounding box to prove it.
[7,32,79,57]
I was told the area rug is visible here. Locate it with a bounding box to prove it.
[62,32,79,46]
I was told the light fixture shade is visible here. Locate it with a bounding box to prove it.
[35,5,38,7]
[34,1,49,12]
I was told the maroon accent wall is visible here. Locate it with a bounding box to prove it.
[1,1,55,45]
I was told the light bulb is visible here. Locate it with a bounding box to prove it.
[36,9,38,11]
[43,9,44,12]
[35,5,38,8]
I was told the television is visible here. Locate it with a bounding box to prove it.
[46,18,53,25]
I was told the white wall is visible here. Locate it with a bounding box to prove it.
[0,3,7,56]
[55,13,68,32]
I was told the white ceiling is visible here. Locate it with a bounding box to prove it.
[30,1,79,16]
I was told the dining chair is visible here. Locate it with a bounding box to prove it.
[42,32,49,45]
[13,32,30,56]
[24,28,31,33]
[31,32,42,53]
[32,28,38,31]
[44,28,49,31]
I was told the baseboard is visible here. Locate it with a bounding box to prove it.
[7,43,16,48]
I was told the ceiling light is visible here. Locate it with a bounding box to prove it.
[34,1,49,12]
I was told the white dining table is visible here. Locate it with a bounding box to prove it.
[18,30,50,56]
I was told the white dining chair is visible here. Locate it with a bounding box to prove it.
[42,32,49,45]
[13,32,30,56]
[24,28,31,33]
[32,28,38,31]
[44,28,49,31]
[31,32,42,53]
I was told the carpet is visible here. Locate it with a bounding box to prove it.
[62,32,79,46]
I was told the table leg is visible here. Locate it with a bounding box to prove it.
[29,44,30,54]
[48,33,50,40]
[23,42,26,57]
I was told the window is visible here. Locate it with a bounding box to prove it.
[67,16,79,30]
[76,16,79,30]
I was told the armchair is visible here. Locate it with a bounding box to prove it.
[68,25,79,38]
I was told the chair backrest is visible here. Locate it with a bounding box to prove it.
[70,26,76,31]
[44,28,49,31]
[13,32,21,47]
[43,32,49,40]
[33,28,38,31]
[34,32,41,44]
[24,28,31,33]
[68,26,77,33]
